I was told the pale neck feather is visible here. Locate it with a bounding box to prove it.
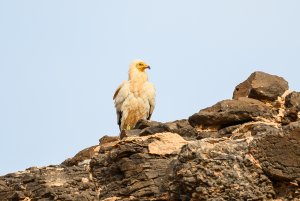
[128,66,148,83]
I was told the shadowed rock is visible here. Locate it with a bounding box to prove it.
[189,97,276,130]
[133,119,200,141]
[285,92,300,109]
[233,71,289,102]
[170,138,275,200]
[250,122,300,182]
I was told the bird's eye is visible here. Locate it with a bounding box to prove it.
[139,63,143,66]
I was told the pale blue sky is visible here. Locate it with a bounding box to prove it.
[1,1,300,175]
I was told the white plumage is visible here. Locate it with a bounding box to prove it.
[113,60,156,131]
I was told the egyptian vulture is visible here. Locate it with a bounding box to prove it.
[113,60,156,131]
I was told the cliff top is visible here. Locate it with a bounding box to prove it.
[1,71,300,201]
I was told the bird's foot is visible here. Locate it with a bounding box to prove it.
[126,125,131,130]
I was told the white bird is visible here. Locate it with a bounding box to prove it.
[113,60,156,131]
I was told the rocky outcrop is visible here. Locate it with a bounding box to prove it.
[1,71,299,201]
[233,71,289,102]
[91,133,187,200]
[170,139,275,200]
[188,97,277,130]
[0,166,99,200]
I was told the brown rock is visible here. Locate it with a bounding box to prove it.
[282,107,299,124]
[1,71,300,200]
[134,119,200,141]
[134,119,163,129]
[164,119,201,141]
[90,133,188,200]
[147,133,187,155]
[120,129,142,139]
[282,91,300,124]
[99,135,120,145]
[61,145,100,166]
[139,124,171,136]
[170,138,275,200]
[0,166,98,201]
[250,121,300,181]
[285,91,300,109]
[233,71,289,102]
[273,181,300,200]
[189,97,276,130]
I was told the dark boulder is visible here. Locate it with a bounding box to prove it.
[233,71,289,102]
[250,121,300,182]
[285,92,300,109]
[189,97,276,130]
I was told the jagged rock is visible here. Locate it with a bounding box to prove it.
[189,97,276,130]
[217,124,241,136]
[134,119,163,129]
[164,120,200,141]
[133,119,171,137]
[99,135,120,145]
[273,181,300,200]
[98,135,120,155]
[284,107,300,123]
[62,136,120,167]
[1,71,300,201]
[139,124,171,136]
[285,92,300,109]
[62,145,100,166]
[0,166,98,201]
[170,138,275,200]
[282,92,300,124]
[90,133,187,201]
[133,119,200,141]
[250,121,300,182]
[120,129,142,139]
[233,71,289,102]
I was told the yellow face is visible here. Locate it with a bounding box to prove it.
[136,61,150,71]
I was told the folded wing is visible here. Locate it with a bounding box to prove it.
[113,81,130,129]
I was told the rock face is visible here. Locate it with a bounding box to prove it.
[1,71,300,201]
[91,133,187,200]
[250,122,300,182]
[0,166,99,201]
[170,139,275,200]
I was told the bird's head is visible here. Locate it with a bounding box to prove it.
[130,59,150,72]
[128,59,151,81]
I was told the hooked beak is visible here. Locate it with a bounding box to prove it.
[146,66,151,70]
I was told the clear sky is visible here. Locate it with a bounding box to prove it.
[0,0,300,175]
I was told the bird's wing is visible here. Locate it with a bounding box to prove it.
[113,81,130,129]
[144,82,156,120]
